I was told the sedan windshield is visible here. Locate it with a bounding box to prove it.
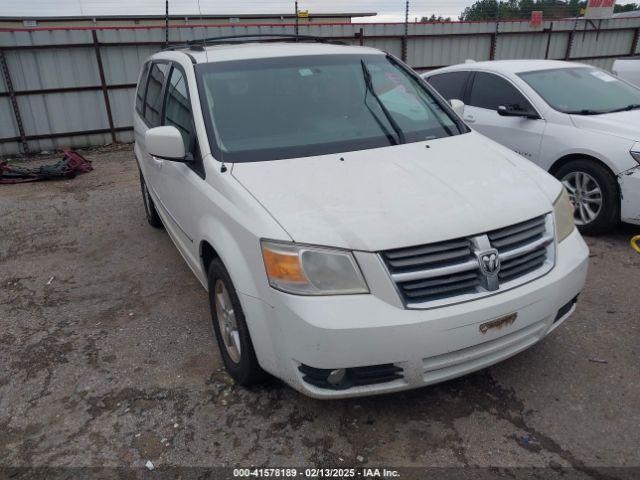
[196,54,465,162]
[518,67,640,115]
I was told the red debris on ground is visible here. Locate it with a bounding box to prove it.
[0,148,93,184]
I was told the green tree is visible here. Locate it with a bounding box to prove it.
[460,0,588,21]
[614,3,639,13]
[420,14,452,22]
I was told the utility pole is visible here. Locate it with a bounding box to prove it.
[401,1,409,62]
[295,1,299,36]
[165,0,169,48]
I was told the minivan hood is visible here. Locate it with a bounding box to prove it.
[571,109,640,142]
[232,132,555,251]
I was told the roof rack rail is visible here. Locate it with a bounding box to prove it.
[164,33,347,51]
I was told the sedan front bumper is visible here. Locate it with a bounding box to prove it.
[619,165,640,225]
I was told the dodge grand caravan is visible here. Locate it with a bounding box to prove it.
[133,36,589,399]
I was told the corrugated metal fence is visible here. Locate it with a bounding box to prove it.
[1,17,639,155]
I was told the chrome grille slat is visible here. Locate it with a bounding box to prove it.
[381,214,555,308]
[386,247,473,270]
[403,278,480,300]
[384,239,471,260]
[499,234,553,262]
[500,247,546,272]
[390,258,479,283]
[488,217,545,241]
[402,271,479,290]
[490,224,545,250]
[499,252,547,281]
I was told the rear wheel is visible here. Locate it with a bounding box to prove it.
[208,258,267,386]
[139,169,163,229]
[555,159,619,235]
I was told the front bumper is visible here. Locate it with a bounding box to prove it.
[619,165,640,225]
[241,229,589,399]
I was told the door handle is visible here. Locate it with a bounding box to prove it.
[464,115,475,123]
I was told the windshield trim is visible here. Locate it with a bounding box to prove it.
[517,66,640,115]
[195,54,469,163]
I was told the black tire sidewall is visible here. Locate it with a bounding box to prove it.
[555,159,619,235]
[207,258,265,386]
[138,169,163,229]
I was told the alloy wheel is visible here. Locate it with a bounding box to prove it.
[214,279,242,364]
[561,171,603,226]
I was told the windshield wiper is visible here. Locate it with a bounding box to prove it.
[360,60,406,144]
[566,109,605,115]
[605,103,640,113]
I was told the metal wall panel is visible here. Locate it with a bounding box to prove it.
[496,33,548,60]
[4,48,99,91]
[1,17,639,155]
[409,35,492,68]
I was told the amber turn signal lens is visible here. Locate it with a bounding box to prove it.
[262,247,308,284]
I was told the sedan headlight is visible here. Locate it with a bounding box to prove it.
[261,240,369,295]
[553,187,576,243]
[631,148,640,165]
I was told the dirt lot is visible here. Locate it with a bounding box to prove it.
[1,146,639,477]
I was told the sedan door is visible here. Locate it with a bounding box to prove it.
[464,72,546,163]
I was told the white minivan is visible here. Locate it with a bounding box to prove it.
[422,60,640,234]
[134,37,588,398]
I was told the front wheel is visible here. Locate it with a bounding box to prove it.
[555,159,619,235]
[207,258,267,386]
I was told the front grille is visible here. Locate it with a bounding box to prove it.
[298,364,404,391]
[381,214,555,308]
[488,216,549,282]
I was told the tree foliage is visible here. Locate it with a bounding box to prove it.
[460,1,639,21]
[420,14,452,22]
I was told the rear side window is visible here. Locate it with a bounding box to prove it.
[468,72,531,111]
[163,67,193,152]
[135,62,150,114]
[427,71,471,101]
[144,63,169,127]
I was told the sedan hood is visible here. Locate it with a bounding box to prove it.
[232,132,556,251]
[571,109,640,142]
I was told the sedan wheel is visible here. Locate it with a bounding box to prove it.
[561,171,603,226]
[214,279,242,364]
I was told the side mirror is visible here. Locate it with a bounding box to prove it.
[145,126,191,162]
[497,105,540,120]
[450,99,465,117]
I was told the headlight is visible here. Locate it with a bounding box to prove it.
[553,187,576,243]
[261,240,369,295]
[631,151,640,164]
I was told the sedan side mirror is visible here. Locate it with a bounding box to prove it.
[450,99,465,117]
[497,104,540,120]
[145,126,192,162]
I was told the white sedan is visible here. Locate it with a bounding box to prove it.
[423,60,640,234]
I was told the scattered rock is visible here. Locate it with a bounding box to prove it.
[145,460,154,471]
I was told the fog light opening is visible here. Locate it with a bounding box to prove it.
[327,368,346,385]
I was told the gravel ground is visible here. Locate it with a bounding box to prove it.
[1,146,639,478]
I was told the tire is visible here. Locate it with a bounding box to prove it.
[139,169,163,229]
[207,258,267,386]
[555,159,619,235]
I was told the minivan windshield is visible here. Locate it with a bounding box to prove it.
[196,54,466,162]
[518,67,640,115]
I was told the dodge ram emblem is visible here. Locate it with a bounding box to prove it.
[477,249,501,276]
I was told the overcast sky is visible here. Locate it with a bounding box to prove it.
[2,0,638,21]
